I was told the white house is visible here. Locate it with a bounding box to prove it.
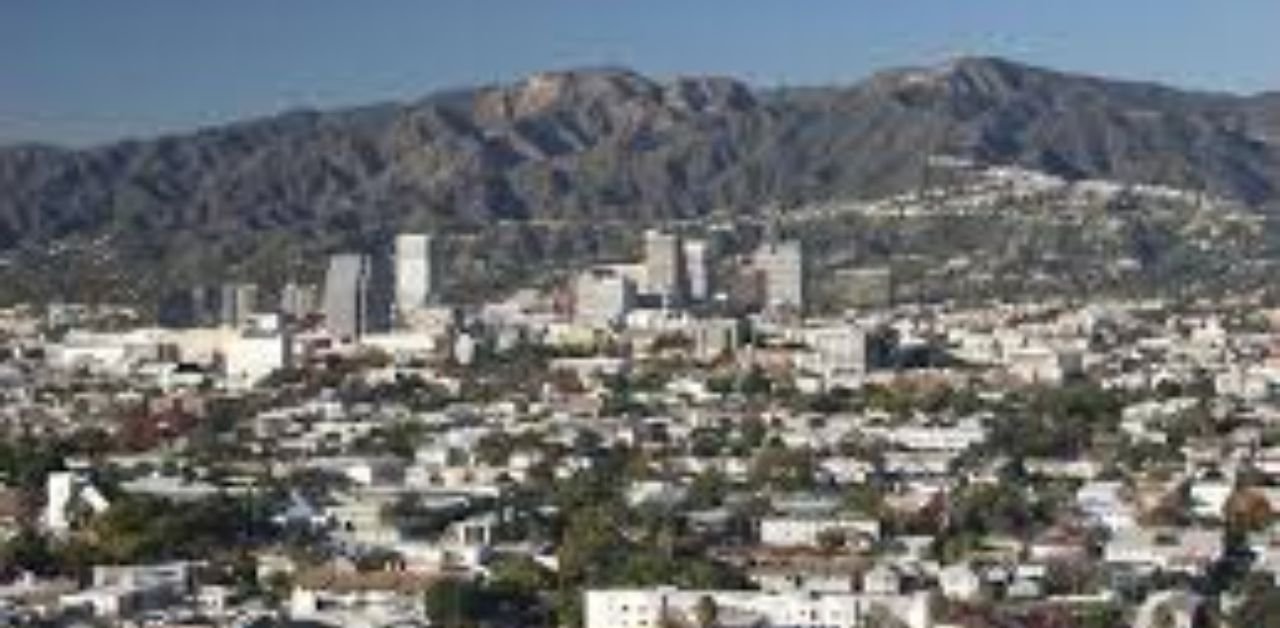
[1076,481,1137,531]
[759,515,881,549]
[1189,479,1234,520]
[60,563,191,619]
[939,563,983,601]
[584,588,932,628]
[1103,528,1223,574]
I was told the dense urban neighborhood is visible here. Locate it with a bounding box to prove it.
[2,162,1280,628]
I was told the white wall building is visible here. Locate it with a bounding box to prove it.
[794,324,868,379]
[1104,528,1224,573]
[755,240,804,313]
[683,238,711,303]
[61,563,191,619]
[574,268,636,328]
[1006,345,1083,385]
[279,281,318,321]
[584,588,931,628]
[219,282,258,329]
[1076,481,1137,531]
[868,420,989,452]
[939,563,983,601]
[394,233,438,321]
[759,515,881,548]
[323,254,372,340]
[644,229,687,307]
[221,319,291,390]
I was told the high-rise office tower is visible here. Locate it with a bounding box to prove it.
[219,282,258,328]
[323,254,366,340]
[177,285,225,328]
[754,240,805,313]
[683,238,711,303]
[644,229,688,308]
[279,282,318,321]
[188,286,216,327]
[157,287,212,328]
[367,252,394,333]
[322,254,392,339]
[394,234,438,321]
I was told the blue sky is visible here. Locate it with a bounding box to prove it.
[3,1,1279,146]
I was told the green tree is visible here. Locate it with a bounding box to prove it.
[557,506,626,585]
[749,446,816,491]
[1229,575,1280,628]
[1078,603,1125,628]
[738,366,773,397]
[685,469,728,509]
[735,418,768,451]
[476,432,516,466]
[491,554,553,592]
[0,528,58,577]
[424,578,486,628]
[1226,488,1274,534]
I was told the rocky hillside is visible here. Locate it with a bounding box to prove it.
[0,57,1278,304]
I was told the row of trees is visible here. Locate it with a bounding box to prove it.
[1,493,274,580]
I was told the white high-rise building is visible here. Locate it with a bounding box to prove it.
[683,238,711,303]
[644,229,687,307]
[322,254,392,340]
[795,324,869,380]
[219,282,258,329]
[279,282,318,321]
[394,234,438,319]
[574,268,636,328]
[755,240,805,313]
[323,254,367,340]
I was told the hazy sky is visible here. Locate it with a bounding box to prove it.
[4,0,1279,146]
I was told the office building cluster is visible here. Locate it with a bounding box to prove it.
[572,228,816,331]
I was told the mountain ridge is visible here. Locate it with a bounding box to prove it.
[9,56,1277,153]
[0,56,1278,304]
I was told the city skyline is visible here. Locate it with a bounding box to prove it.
[8,4,1280,627]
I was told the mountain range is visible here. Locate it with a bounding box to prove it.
[1,56,1278,304]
